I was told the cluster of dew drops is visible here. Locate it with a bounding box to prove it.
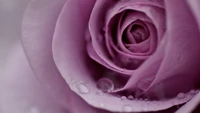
[74,77,199,112]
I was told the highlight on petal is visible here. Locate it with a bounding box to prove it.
[187,0,200,30]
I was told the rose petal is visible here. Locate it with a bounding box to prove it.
[187,0,200,30]
[87,42,133,75]
[21,0,71,109]
[89,0,130,73]
[146,0,200,98]
[176,92,200,113]
[21,1,112,113]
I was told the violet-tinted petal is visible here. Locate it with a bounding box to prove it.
[187,0,200,30]
[21,0,72,110]
[145,0,200,98]
[176,92,200,113]
[87,42,132,75]
[89,0,128,73]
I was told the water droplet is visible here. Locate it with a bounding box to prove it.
[128,95,134,100]
[123,105,132,112]
[96,90,103,96]
[77,83,90,94]
[139,98,143,101]
[144,99,148,102]
[177,93,186,99]
[97,78,114,92]
[99,103,105,108]
[30,107,40,113]
[121,96,127,100]
[153,100,157,103]
[190,90,196,95]
[134,98,139,101]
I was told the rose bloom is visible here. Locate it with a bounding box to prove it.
[1,0,200,113]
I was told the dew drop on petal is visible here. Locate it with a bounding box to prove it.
[77,83,90,94]
[177,93,186,100]
[189,89,196,95]
[97,78,114,92]
[123,105,132,112]
[139,98,143,101]
[121,96,127,101]
[144,99,148,102]
[96,90,103,96]
[128,95,134,100]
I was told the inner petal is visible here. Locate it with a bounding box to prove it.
[123,20,150,44]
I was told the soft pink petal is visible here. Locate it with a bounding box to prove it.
[21,0,72,110]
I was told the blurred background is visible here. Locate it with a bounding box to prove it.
[0,0,30,72]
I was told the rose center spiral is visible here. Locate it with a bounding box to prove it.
[123,20,150,44]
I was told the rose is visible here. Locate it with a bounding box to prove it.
[1,0,200,113]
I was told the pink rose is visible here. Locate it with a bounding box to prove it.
[2,0,200,113]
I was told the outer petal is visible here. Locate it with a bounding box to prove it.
[0,44,67,113]
[21,0,71,110]
[21,0,111,113]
